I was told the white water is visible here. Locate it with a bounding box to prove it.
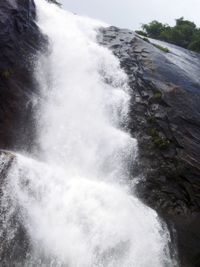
[2,0,174,266]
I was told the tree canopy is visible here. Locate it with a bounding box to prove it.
[136,18,200,53]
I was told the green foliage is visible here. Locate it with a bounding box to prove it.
[139,17,200,52]
[188,39,200,51]
[148,128,170,150]
[142,20,166,39]
[188,33,200,51]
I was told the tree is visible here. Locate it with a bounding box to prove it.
[142,21,165,39]
[173,17,196,47]
[137,17,200,53]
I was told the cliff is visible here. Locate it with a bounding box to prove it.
[0,0,45,264]
[99,26,200,267]
[0,0,200,266]
[0,0,45,152]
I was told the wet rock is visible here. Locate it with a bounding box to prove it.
[99,27,200,266]
[0,0,46,152]
[0,0,200,265]
[0,0,46,264]
[0,150,30,266]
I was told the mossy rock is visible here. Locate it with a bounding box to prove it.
[153,44,170,53]
[147,116,157,123]
[153,91,162,99]
[153,137,170,149]
[0,68,14,79]
[148,127,170,150]
[142,37,150,43]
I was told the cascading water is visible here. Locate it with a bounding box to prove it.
[0,0,176,266]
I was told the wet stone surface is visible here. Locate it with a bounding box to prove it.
[99,26,200,267]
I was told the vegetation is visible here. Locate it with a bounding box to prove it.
[137,17,200,53]
[153,44,170,53]
[153,91,162,99]
[136,33,169,52]
[0,68,14,79]
[148,128,170,150]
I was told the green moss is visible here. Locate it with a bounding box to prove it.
[0,69,14,79]
[153,137,170,149]
[153,91,162,99]
[147,116,156,123]
[148,127,170,150]
[153,43,170,53]
[148,128,158,137]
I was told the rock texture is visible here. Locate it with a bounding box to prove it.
[0,0,46,264]
[0,0,200,265]
[0,0,45,152]
[0,151,30,266]
[98,27,200,267]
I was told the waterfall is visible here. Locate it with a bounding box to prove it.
[1,0,175,266]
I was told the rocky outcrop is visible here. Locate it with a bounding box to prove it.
[99,27,200,267]
[0,0,200,265]
[0,0,45,152]
[0,0,46,264]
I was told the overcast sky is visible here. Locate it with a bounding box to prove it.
[60,0,200,30]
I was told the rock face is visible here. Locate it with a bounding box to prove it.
[0,151,30,266]
[0,0,45,152]
[0,0,200,266]
[0,0,46,264]
[99,27,200,267]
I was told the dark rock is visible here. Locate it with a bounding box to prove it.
[99,27,200,266]
[0,0,46,152]
[0,150,30,265]
[0,0,200,265]
[0,0,46,264]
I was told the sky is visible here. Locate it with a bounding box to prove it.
[60,0,200,30]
